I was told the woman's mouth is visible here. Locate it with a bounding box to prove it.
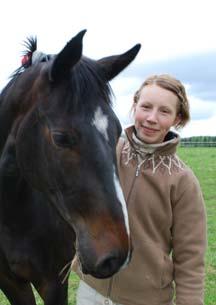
[142,126,159,135]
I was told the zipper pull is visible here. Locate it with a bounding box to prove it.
[135,165,140,177]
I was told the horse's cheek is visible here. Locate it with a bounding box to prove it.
[16,123,46,190]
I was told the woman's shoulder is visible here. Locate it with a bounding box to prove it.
[171,155,203,201]
[174,155,199,180]
[116,136,126,157]
[117,136,125,149]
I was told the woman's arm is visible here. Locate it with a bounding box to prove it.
[172,170,207,305]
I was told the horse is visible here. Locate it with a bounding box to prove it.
[0,30,141,305]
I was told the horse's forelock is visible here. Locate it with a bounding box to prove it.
[69,58,113,107]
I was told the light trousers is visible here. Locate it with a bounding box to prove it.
[76,280,123,305]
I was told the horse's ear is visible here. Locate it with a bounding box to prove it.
[97,44,141,81]
[49,29,87,82]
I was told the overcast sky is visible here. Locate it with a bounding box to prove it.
[1,0,216,137]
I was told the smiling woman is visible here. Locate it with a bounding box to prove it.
[133,85,180,143]
[131,74,190,144]
[75,74,207,305]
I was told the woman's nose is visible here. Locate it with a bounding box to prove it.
[146,110,158,122]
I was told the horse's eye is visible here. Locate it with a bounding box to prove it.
[51,132,78,148]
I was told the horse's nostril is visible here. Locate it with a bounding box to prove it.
[94,253,122,278]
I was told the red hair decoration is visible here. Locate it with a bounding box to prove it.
[21,53,31,66]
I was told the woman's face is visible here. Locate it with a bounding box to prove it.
[134,84,180,144]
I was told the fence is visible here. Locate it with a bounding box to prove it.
[180,142,216,147]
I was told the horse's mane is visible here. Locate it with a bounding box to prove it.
[4,37,113,111]
[10,36,37,79]
[22,36,37,58]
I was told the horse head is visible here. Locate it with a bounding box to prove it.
[12,30,141,278]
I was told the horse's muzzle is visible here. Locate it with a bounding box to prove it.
[81,248,132,279]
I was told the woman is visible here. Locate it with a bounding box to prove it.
[74,74,207,305]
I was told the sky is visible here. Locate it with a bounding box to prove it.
[1,0,216,137]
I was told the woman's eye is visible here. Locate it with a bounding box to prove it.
[51,132,78,148]
[142,104,150,109]
[161,109,170,114]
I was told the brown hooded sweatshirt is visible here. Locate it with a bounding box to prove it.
[74,126,207,305]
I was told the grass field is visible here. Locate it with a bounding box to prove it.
[0,147,215,304]
[178,147,216,305]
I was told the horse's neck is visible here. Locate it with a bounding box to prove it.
[0,77,33,150]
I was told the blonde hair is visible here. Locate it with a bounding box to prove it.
[133,74,190,129]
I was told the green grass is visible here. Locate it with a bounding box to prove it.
[0,147,215,304]
[177,147,216,305]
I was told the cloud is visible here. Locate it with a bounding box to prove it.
[110,52,216,136]
[189,96,216,120]
[179,114,216,137]
[123,51,216,101]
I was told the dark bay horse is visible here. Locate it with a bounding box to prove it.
[0,30,141,305]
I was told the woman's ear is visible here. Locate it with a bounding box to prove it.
[174,114,182,127]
